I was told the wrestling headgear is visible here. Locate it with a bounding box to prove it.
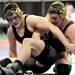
[3,3,23,19]
[48,1,66,20]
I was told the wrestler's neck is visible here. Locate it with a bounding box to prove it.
[16,15,25,31]
[16,16,25,37]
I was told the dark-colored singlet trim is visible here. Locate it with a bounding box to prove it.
[12,14,32,43]
[62,21,74,33]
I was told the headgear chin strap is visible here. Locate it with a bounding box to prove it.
[3,3,23,19]
[48,1,66,20]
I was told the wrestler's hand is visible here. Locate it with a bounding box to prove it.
[66,43,75,54]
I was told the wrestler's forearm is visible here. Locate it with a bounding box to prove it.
[9,49,17,58]
[49,23,69,47]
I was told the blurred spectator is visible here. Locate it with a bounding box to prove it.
[65,3,74,19]
[0,18,9,34]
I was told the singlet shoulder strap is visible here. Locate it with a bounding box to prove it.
[62,21,74,33]
[25,14,29,25]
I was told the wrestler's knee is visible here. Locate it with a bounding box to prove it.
[23,38,45,50]
[22,38,32,46]
[54,52,72,75]
[23,38,31,43]
[56,52,71,64]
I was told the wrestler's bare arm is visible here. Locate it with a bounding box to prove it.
[26,15,70,48]
[32,30,41,39]
[65,24,75,53]
[7,26,17,58]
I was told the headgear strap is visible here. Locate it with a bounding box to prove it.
[3,3,23,19]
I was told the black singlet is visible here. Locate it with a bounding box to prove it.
[34,20,74,65]
[12,15,32,43]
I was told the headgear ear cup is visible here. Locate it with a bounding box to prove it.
[48,1,66,20]
[60,7,66,20]
[3,3,23,19]
[15,7,23,18]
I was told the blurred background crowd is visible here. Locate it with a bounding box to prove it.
[0,0,75,34]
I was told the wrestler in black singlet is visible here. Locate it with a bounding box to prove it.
[12,15,32,43]
[12,15,74,73]
[34,21,74,67]
[12,15,57,73]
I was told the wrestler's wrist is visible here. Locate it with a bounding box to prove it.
[64,41,70,47]
[10,57,17,62]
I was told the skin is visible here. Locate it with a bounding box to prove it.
[6,10,75,65]
[46,12,75,65]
